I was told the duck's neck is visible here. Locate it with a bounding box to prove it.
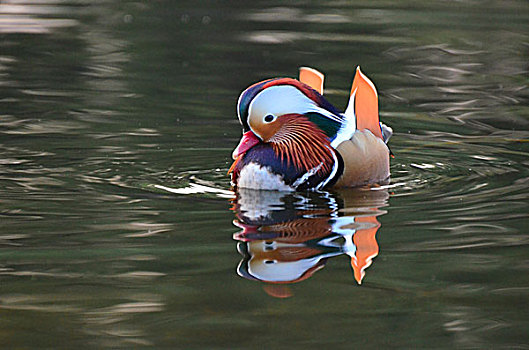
[270,114,335,174]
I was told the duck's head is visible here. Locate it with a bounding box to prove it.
[231,78,343,173]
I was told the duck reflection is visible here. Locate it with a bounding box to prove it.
[232,188,388,291]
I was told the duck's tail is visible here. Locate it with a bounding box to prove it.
[380,122,393,144]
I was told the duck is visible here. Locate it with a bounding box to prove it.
[229,67,392,191]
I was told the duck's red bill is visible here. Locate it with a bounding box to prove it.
[228,131,261,175]
[232,131,260,159]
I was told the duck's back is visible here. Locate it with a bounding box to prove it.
[332,130,390,188]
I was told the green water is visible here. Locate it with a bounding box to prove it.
[1,1,528,348]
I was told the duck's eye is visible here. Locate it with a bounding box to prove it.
[263,114,275,123]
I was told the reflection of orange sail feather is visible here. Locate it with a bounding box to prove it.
[262,285,293,298]
[350,216,380,284]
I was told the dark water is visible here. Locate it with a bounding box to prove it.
[1,0,529,348]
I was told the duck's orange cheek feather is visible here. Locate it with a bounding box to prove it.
[249,117,283,142]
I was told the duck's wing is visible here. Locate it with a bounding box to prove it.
[330,67,391,187]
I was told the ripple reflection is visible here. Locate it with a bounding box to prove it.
[231,188,388,296]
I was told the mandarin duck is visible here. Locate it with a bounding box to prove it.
[229,67,392,191]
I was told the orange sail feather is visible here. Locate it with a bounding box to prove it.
[351,67,383,139]
[299,67,325,95]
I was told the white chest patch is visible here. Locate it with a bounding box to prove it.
[237,163,294,191]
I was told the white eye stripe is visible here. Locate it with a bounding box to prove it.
[249,86,310,121]
[248,85,343,126]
